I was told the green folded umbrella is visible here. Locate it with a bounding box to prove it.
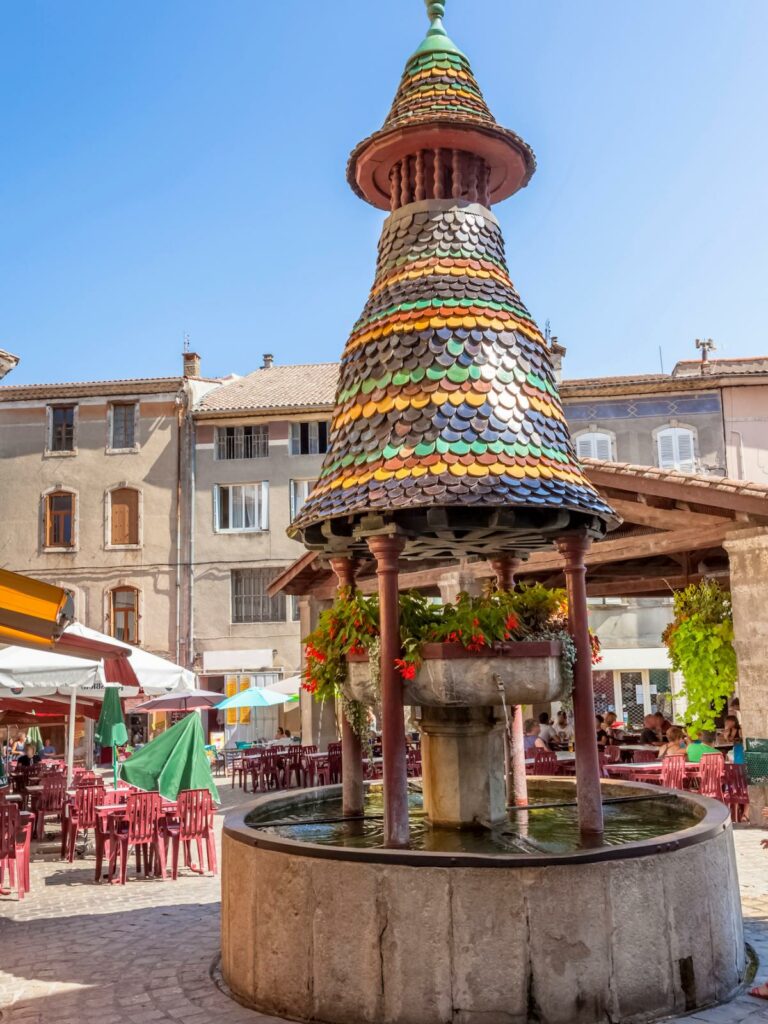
[119,712,219,804]
[95,687,128,790]
[27,726,43,753]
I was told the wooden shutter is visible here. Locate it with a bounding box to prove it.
[239,677,252,725]
[225,675,238,727]
[111,489,139,545]
[594,435,612,461]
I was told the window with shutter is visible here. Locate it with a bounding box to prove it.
[45,491,75,548]
[656,428,695,471]
[575,432,613,461]
[289,421,330,455]
[110,488,139,545]
[109,587,139,644]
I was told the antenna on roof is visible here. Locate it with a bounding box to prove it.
[543,319,551,346]
[695,338,716,375]
[658,346,664,374]
[183,333,190,354]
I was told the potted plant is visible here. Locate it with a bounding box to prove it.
[303,584,598,734]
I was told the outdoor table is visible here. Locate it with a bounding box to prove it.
[524,751,575,766]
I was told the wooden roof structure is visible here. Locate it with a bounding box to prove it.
[271,459,768,601]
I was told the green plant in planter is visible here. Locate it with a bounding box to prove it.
[662,580,737,732]
[303,582,599,737]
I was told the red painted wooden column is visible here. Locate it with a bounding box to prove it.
[490,556,527,807]
[556,533,604,834]
[329,557,364,818]
[367,534,409,847]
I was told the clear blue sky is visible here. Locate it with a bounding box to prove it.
[2,1,767,385]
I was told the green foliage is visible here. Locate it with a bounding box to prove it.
[662,580,737,731]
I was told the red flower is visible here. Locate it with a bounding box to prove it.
[466,633,487,653]
[394,658,417,681]
[505,614,519,632]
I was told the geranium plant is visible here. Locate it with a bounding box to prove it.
[303,583,601,735]
[662,579,737,732]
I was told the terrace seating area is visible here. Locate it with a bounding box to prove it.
[0,761,218,898]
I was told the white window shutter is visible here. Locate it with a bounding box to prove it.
[213,486,220,531]
[594,435,612,461]
[657,431,677,469]
[289,480,297,520]
[260,481,270,531]
[576,436,594,459]
[676,430,695,471]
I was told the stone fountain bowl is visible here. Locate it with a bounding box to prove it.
[221,778,746,1024]
[344,640,567,706]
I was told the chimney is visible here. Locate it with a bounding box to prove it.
[262,353,274,369]
[183,351,201,378]
[550,336,567,383]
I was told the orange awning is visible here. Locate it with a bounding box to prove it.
[0,568,73,641]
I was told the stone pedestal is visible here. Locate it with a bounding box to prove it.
[725,527,768,818]
[420,705,506,827]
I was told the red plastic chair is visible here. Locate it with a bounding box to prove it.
[0,803,31,899]
[603,745,621,764]
[532,749,559,776]
[61,782,105,861]
[109,791,167,884]
[633,750,658,763]
[699,753,725,800]
[35,775,68,840]
[723,763,749,821]
[660,756,687,790]
[165,789,217,879]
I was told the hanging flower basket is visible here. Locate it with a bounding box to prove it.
[344,640,566,707]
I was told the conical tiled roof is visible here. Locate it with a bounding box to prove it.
[347,2,535,209]
[290,4,617,559]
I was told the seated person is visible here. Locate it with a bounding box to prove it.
[603,711,623,742]
[595,715,609,749]
[537,712,556,748]
[16,742,42,769]
[41,738,56,757]
[554,710,574,745]
[653,711,672,738]
[722,715,744,764]
[523,719,547,755]
[640,714,662,745]
[657,726,687,758]
[686,729,718,763]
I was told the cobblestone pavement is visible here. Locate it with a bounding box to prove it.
[1,790,768,1024]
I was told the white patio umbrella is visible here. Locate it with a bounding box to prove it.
[264,675,302,697]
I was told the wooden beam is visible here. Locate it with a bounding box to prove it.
[587,468,768,519]
[587,571,729,597]
[606,497,730,531]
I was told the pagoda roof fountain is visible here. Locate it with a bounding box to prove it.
[290,0,617,560]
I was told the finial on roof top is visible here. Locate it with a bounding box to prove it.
[414,0,461,56]
[426,1,446,21]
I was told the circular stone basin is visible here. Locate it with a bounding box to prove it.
[222,779,745,1024]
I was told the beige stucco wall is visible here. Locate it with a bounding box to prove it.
[191,414,327,677]
[723,385,768,483]
[0,392,182,658]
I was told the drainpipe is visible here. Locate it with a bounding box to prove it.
[175,392,185,664]
[188,407,196,671]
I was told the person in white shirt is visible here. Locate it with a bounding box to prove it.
[537,712,557,748]
[554,710,574,745]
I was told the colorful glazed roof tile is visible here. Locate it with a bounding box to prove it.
[290,4,617,558]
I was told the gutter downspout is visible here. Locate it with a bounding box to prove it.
[175,389,185,664]
[188,403,196,671]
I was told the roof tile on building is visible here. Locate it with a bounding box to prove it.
[0,376,186,401]
[582,457,768,498]
[196,363,339,414]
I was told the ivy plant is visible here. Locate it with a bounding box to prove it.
[662,580,737,732]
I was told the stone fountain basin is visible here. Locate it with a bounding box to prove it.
[344,640,567,706]
[221,778,745,1024]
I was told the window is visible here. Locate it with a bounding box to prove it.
[575,431,614,461]
[289,479,316,520]
[110,488,140,546]
[44,491,75,548]
[656,427,695,471]
[110,403,136,450]
[48,405,75,452]
[110,586,139,644]
[215,425,268,460]
[290,595,301,622]
[289,421,329,456]
[231,568,286,623]
[214,483,269,532]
